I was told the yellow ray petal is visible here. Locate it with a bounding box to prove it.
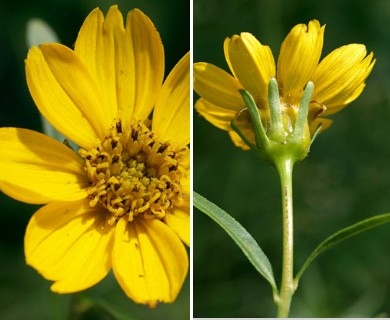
[26,45,104,150]
[0,128,89,204]
[74,6,126,125]
[322,83,366,116]
[112,217,188,307]
[40,44,112,136]
[277,20,324,103]
[164,207,190,246]
[227,121,255,151]
[193,62,243,110]
[195,98,238,131]
[312,44,375,111]
[153,52,190,145]
[25,200,114,293]
[125,8,165,124]
[224,32,275,107]
[309,117,333,136]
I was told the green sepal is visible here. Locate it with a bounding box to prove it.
[238,89,269,148]
[291,81,314,143]
[233,79,314,167]
[267,78,284,142]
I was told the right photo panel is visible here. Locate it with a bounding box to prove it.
[193,0,390,317]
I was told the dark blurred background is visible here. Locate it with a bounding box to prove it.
[194,0,390,317]
[0,0,189,319]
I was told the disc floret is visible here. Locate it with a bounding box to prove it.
[79,121,188,225]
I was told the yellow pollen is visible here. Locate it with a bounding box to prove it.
[79,121,188,225]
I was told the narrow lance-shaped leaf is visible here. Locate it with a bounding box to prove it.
[295,212,390,285]
[194,191,278,293]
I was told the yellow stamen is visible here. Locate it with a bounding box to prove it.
[79,121,188,224]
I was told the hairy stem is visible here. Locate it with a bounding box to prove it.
[275,158,295,318]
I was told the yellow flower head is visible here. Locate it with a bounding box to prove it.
[0,6,189,307]
[194,20,375,150]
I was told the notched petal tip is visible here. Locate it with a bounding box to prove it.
[277,19,324,101]
[126,7,156,29]
[312,42,375,111]
[307,19,324,31]
[289,20,315,36]
[104,5,125,31]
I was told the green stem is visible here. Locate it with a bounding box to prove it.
[68,294,92,320]
[275,157,295,318]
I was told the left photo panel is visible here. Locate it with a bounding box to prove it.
[0,1,190,319]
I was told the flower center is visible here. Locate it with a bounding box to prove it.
[79,121,188,225]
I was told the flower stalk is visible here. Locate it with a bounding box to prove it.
[275,157,294,318]
[233,78,316,317]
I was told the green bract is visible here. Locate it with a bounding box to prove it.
[232,78,313,166]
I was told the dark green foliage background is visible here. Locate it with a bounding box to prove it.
[0,0,189,319]
[194,0,390,317]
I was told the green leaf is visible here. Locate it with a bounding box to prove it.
[194,191,277,292]
[295,212,390,285]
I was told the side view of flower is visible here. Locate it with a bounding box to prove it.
[0,5,190,307]
[193,19,382,318]
[194,20,375,150]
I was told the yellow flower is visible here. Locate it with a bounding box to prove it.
[0,6,189,307]
[194,20,375,149]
